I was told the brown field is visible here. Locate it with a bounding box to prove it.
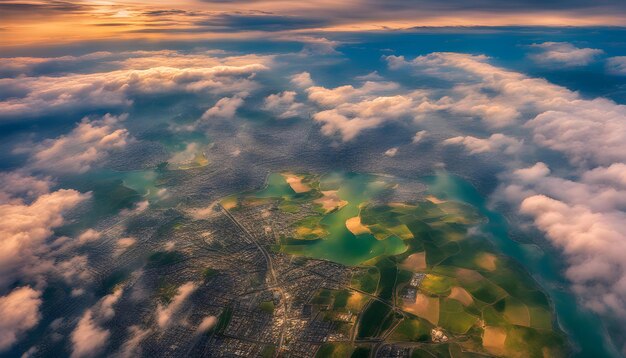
[221,197,238,210]
[448,286,473,306]
[475,253,498,271]
[483,326,507,355]
[426,195,446,204]
[346,216,371,235]
[456,268,484,284]
[281,173,311,193]
[402,293,439,325]
[346,292,368,311]
[504,301,531,327]
[314,190,348,212]
[400,252,427,271]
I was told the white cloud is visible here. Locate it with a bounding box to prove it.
[115,326,151,358]
[0,59,268,118]
[387,52,626,167]
[70,287,124,358]
[201,96,245,120]
[77,229,101,244]
[384,147,398,157]
[113,237,136,257]
[290,72,314,88]
[412,130,428,144]
[529,42,603,67]
[263,91,305,119]
[0,172,52,204]
[156,282,197,329]
[305,78,429,141]
[30,113,130,174]
[606,56,626,75]
[498,162,626,319]
[196,316,217,334]
[443,133,523,155]
[520,195,626,317]
[0,287,42,352]
[70,311,110,358]
[0,181,89,290]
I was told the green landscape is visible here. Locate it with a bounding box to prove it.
[221,172,567,357]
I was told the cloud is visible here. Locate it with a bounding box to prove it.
[520,195,626,317]
[0,58,268,118]
[0,171,52,204]
[443,133,523,154]
[156,282,197,329]
[113,238,137,257]
[201,96,245,120]
[290,72,314,88]
[0,181,89,291]
[412,130,428,144]
[387,52,626,167]
[305,78,429,141]
[263,91,305,119]
[606,56,626,75]
[115,326,151,358]
[30,113,130,174]
[70,287,124,358]
[0,287,42,352]
[525,100,626,167]
[77,229,101,244]
[384,147,398,157]
[529,42,603,67]
[196,316,217,334]
[70,311,110,358]
[498,162,626,319]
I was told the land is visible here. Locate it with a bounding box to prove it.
[35,171,566,358]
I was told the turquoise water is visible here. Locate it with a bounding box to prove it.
[424,172,620,358]
[280,173,407,265]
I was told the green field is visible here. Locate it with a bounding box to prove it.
[224,172,567,357]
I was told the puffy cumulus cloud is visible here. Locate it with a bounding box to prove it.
[307,81,400,107]
[70,311,110,358]
[115,326,151,358]
[412,130,428,144]
[0,180,89,290]
[443,133,523,155]
[313,95,417,141]
[0,60,268,118]
[606,56,626,75]
[305,78,430,141]
[384,147,398,157]
[77,229,101,245]
[0,171,52,204]
[0,287,42,352]
[529,42,603,67]
[156,282,197,329]
[113,237,137,257]
[290,72,314,88]
[196,316,217,334]
[582,163,626,189]
[520,196,626,316]
[263,91,305,119]
[525,100,626,167]
[386,52,626,167]
[70,287,124,358]
[30,113,130,174]
[498,162,626,319]
[201,96,245,120]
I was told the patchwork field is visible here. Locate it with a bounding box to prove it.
[221,172,567,357]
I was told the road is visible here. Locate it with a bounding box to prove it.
[220,204,288,355]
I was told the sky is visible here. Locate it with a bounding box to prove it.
[2,0,626,47]
[2,1,626,357]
